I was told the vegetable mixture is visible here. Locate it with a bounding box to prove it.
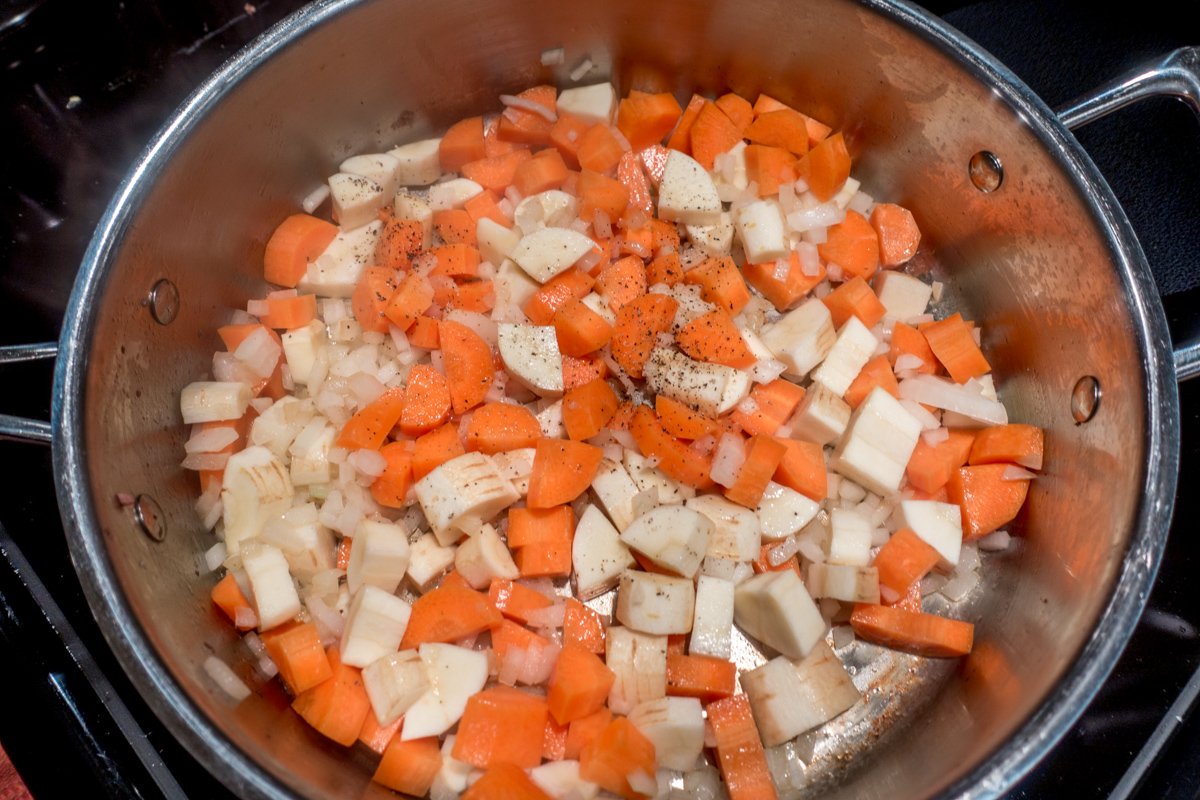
[180,80,1043,800]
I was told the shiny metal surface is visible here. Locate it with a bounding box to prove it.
[0,342,56,442]
[1057,46,1200,130]
[0,342,58,364]
[47,1,1179,799]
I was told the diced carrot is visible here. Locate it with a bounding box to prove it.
[649,217,681,255]
[595,255,647,313]
[461,149,533,193]
[850,604,974,657]
[553,298,613,357]
[488,579,553,624]
[611,293,678,378]
[211,573,256,630]
[513,148,570,197]
[398,364,451,437]
[578,169,630,223]
[563,353,608,391]
[399,582,502,650]
[744,144,799,197]
[549,113,590,168]
[524,268,596,325]
[773,438,828,501]
[508,505,575,548]
[676,310,756,368]
[410,422,465,481]
[666,653,737,701]
[870,203,922,267]
[484,114,520,157]
[337,387,405,450]
[714,92,754,135]
[217,322,280,353]
[429,243,481,278]
[646,251,684,286]
[358,710,403,755]
[260,293,318,330]
[336,539,353,571]
[453,685,549,769]
[752,541,803,577]
[706,695,778,800]
[564,598,606,654]
[562,378,619,440]
[491,618,553,662]
[891,580,924,612]
[291,648,371,747]
[351,267,399,334]
[373,735,443,796]
[566,707,612,760]
[732,379,806,436]
[548,643,616,725]
[666,93,706,153]
[617,152,654,218]
[461,763,553,800]
[619,226,653,258]
[617,90,683,151]
[440,116,487,172]
[798,131,851,202]
[745,108,810,155]
[385,273,435,332]
[463,402,542,454]
[969,424,1044,470]
[263,213,338,288]
[751,95,831,144]
[819,210,880,281]
[947,463,1031,540]
[408,315,440,349]
[544,716,569,761]
[630,405,713,489]
[844,355,901,410]
[439,319,494,415]
[823,275,886,329]
[889,321,938,374]
[370,441,414,508]
[725,435,788,508]
[527,438,604,508]
[375,217,426,270]
[577,123,626,174]
[905,429,976,494]
[873,527,941,601]
[450,279,495,314]
[655,394,719,440]
[261,621,332,696]
[922,313,991,384]
[498,86,558,146]
[689,100,743,170]
[742,251,826,311]
[580,717,658,800]
[514,530,573,578]
[464,189,511,228]
[684,256,751,315]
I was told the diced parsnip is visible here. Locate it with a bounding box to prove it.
[498,323,564,398]
[831,386,922,496]
[756,481,821,540]
[241,541,301,631]
[623,450,694,505]
[415,452,520,545]
[733,570,825,659]
[668,283,717,334]
[394,191,434,248]
[606,627,668,715]
[690,575,735,659]
[740,641,860,746]
[810,316,877,398]
[687,495,761,562]
[581,292,616,326]
[573,504,637,600]
[514,190,578,234]
[388,137,443,187]
[180,381,252,424]
[686,212,735,258]
[735,199,788,264]
[536,399,565,438]
[249,396,315,459]
[493,258,540,322]
[628,697,705,772]
[340,585,413,668]
[281,320,327,386]
[406,533,457,591]
[616,571,696,635]
[288,418,335,486]
[789,383,850,446]
[477,219,522,268]
[221,446,294,556]
[761,298,836,379]
[510,227,596,283]
[658,150,722,225]
[492,447,536,497]
[299,219,382,298]
[427,177,483,211]
[643,347,750,417]
[713,141,750,202]
[828,508,872,567]
[454,524,519,589]
[259,503,335,578]
[807,562,881,604]
[873,271,932,322]
[894,500,963,569]
[328,172,385,230]
[401,643,489,740]
[531,760,600,800]
[340,152,402,203]
[557,83,617,124]
[347,518,411,595]
[362,649,429,726]
[590,458,640,531]
[619,505,713,579]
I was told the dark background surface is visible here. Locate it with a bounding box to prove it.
[1,0,1198,797]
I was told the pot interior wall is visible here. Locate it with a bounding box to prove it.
[77,0,1148,796]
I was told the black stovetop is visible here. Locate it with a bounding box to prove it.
[2,1,1199,797]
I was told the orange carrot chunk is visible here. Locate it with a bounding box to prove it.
[850,604,975,657]
[211,573,256,630]
[373,735,443,796]
[617,90,683,151]
[844,355,901,410]
[527,438,604,508]
[656,394,719,440]
[578,169,630,222]
[497,86,558,146]
[461,763,553,800]
[969,424,1044,470]
[732,379,806,437]
[525,268,596,325]
[873,527,942,601]
[773,438,828,501]
[745,108,811,155]
[453,685,549,769]
[744,144,799,197]
[290,648,371,747]
[440,116,487,172]
[905,429,976,494]
[547,643,616,725]
[564,597,607,654]
[562,378,620,441]
[922,313,991,384]
[742,251,826,311]
[513,148,570,196]
[260,293,318,330]
[676,310,756,368]
[384,272,435,331]
[725,435,788,508]
[684,256,751,315]
[357,710,403,755]
[822,275,886,328]
[889,321,938,374]
[488,579,553,624]
[370,441,414,508]
[579,717,659,800]
[947,463,1031,540]
[439,319,494,415]
[596,255,648,313]
[715,92,755,135]
[261,621,332,695]
[667,93,706,154]
[463,402,542,454]
[611,292,678,378]
[798,131,851,202]
[375,216,426,270]
[263,214,338,288]
[630,405,714,489]
[399,364,451,437]
[689,100,743,170]
[336,387,405,450]
[665,653,737,701]
[706,695,778,800]
[399,582,503,650]
[818,210,880,281]
[411,421,465,481]
[577,123,627,174]
[554,298,614,357]
[870,202,922,267]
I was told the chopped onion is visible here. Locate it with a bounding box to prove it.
[539,46,565,65]
[204,656,251,702]
[257,656,279,679]
[977,529,1012,552]
[894,354,925,372]
[768,537,801,566]
[247,298,270,317]
[710,433,747,488]
[445,309,498,347]
[301,184,330,214]
[203,542,227,573]
[243,631,267,657]
[185,425,239,454]
[520,577,559,600]
[268,288,298,300]
[826,262,845,283]
[503,185,524,208]
[611,428,637,451]
[906,312,935,326]
[772,257,791,282]
[235,606,259,629]
[349,448,387,478]
[796,536,825,564]
[592,209,613,240]
[938,567,980,602]
[499,93,557,122]
[785,202,845,233]
[628,770,657,798]
[796,242,820,276]
[898,374,1008,425]
[569,57,594,81]
[306,596,345,642]
[689,434,717,457]
[922,427,951,447]
[812,280,832,299]
[735,395,759,415]
[234,326,282,378]
[921,572,947,596]
[1001,465,1037,481]
[575,246,603,273]
[524,603,566,629]
[748,358,787,385]
[181,452,230,471]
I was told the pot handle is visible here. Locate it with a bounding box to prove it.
[1055,46,1200,381]
[0,343,58,445]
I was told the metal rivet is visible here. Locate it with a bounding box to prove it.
[969,151,1004,193]
[147,278,179,325]
[1071,375,1101,424]
[133,494,166,542]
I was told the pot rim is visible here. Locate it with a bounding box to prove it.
[49,1,1181,797]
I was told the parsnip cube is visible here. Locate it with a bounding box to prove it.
[690,575,735,659]
[735,200,788,264]
[895,500,963,568]
[686,212,735,258]
[536,399,565,438]
[623,450,693,505]
[531,760,600,800]
[477,220,523,268]
[393,191,434,248]
[606,627,668,714]
[831,387,922,496]
[362,649,429,725]
[828,509,872,567]
[756,481,821,540]
[556,83,616,124]
[628,697,705,772]
[299,220,381,298]
[281,320,327,386]
[388,138,442,187]
[761,298,836,379]
[340,152,401,202]
[241,541,301,631]
[616,571,695,635]
[873,271,932,322]
[658,151,722,225]
[643,348,747,418]
[402,644,489,740]
[591,458,640,531]
[687,495,760,562]
[492,447,536,497]
[221,446,294,556]
[807,562,881,604]
[741,642,860,745]
[498,324,564,397]
[340,585,413,667]
[733,570,825,659]
[329,172,385,230]
[260,503,335,578]
[288,419,335,486]
[789,384,850,446]
[619,505,713,578]
[573,504,636,600]
[514,190,578,234]
[406,533,456,590]
[347,518,411,595]
[428,177,483,210]
[454,524,519,589]
[511,227,596,283]
[180,381,252,424]
[415,452,520,544]
[810,316,877,398]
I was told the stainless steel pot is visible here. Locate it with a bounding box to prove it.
[1,1,1197,797]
